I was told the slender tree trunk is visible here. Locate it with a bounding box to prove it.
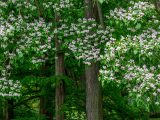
[96,1,105,28]
[46,97,54,120]
[4,99,14,120]
[34,0,42,17]
[39,96,47,118]
[39,96,53,120]
[154,0,160,15]
[84,0,103,119]
[39,66,53,120]
[55,11,65,120]
[0,98,4,120]
[4,100,8,120]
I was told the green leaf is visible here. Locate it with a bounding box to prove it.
[98,0,104,4]
[133,50,138,54]
[135,23,141,29]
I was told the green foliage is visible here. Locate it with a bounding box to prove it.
[14,105,45,120]
[0,0,160,119]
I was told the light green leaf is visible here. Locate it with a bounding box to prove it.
[98,0,104,4]
[135,23,141,29]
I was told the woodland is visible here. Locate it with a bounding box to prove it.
[0,0,160,120]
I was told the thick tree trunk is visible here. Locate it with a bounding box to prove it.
[55,11,65,120]
[55,53,65,120]
[85,63,103,120]
[84,0,103,119]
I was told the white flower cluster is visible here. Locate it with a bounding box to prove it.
[100,58,160,106]
[100,27,160,107]
[18,18,54,65]
[108,1,154,21]
[0,25,5,36]
[100,0,160,109]
[0,24,21,97]
[9,0,37,11]
[0,1,7,8]
[103,28,160,61]
[0,8,54,97]
[0,76,21,97]
[1,13,54,65]
[53,21,71,40]
[68,18,114,65]
[125,61,160,106]
[124,62,159,90]
[43,0,74,11]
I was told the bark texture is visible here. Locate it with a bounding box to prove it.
[55,53,65,120]
[84,0,103,119]
[4,99,14,120]
[0,99,4,119]
[39,96,46,115]
[85,63,103,120]
[39,96,53,120]
[55,11,65,120]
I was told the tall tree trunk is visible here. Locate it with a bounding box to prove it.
[39,96,53,120]
[55,11,65,120]
[39,96,47,118]
[4,99,14,120]
[0,98,4,119]
[96,1,105,29]
[55,53,64,120]
[84,0,103,119]
[85,63,103,120]
[154,0,160,14]
[39,66,53,120]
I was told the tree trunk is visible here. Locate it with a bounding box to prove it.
[39,66,53,120]
[39,96,47,118]
[55,11,65,120]
[154,0,160,14]
[55,53,65,120]
[39,96,53,120]
[85,63,103,120]
[4,99,14,120]
[84,0,103,119]
[0,98,4,120]
[95,1,105,28]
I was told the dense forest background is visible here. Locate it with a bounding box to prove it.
[0,0,160,120]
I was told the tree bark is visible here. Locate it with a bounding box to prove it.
[39,96,53,120]
[0,98,4,120]
[96,1,105,28]
[39,96,47,118]
[4,99,14,120]
[84,0,103,119]
[55,53,64,120]
[55,11,65,120]
[154,0,160,14]
[85,63,103,120]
